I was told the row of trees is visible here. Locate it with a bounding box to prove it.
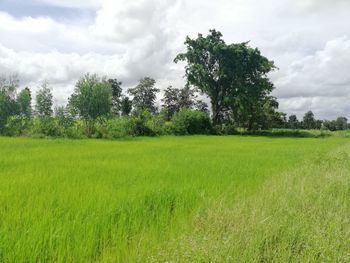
[287,111,348,131]
[1,72,347,139]
[0,29,348,138]
[0,73,213,137]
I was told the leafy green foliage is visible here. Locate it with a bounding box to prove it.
[35,81,53,117]
[323,117,348,131]
[161,85,206,120]
[5,116,31,136]
[128,77,159,114]
[303,111,316,129]
[171,108,212,135]
[120,96,132,116]
[30,117,60,137]
[0,75,19,132]
[108,78,123,115]
[175,29,275,128]
[69,74,112,120]
[94,117,135,139]
[288,114,300,129]
[130,110,157,136]
[17,87,32,118]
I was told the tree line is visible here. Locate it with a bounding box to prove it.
[0,30,348,138]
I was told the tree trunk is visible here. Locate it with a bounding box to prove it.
[211,100,221,126]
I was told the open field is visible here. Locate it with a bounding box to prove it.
[0,136,349,262]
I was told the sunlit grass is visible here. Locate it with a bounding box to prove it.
[0,136,347,262]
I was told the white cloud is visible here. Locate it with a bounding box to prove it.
[33,0,101,9]
[0,0,350,119]
[273,37,350,119]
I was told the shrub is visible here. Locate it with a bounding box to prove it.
[146,114,168,136]
[131,110,156,136]
[30,117,61,137]
[213,123,238,135]
[62,120,85,139]
[5,116,31,136]
[170,109,212,135]
[95,117,135,139]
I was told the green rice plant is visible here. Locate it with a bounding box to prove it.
[0,136,347,262]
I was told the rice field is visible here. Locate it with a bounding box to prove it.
[0,136,349,262]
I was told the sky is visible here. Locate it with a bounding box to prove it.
[0,0,350,119]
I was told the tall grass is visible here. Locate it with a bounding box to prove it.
[0,136,347,262]
[152,141,350,262]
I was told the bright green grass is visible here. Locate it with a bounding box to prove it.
[0,136,348,262]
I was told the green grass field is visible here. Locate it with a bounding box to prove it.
[0,136,349,262]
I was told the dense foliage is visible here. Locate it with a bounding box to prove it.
[175,29,277,129]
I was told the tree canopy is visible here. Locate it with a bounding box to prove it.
[35,81,53,117]
[175,29,276,129]
[68,74,112,121]
[128,77,159,114]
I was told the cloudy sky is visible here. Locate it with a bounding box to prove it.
[0,0,350,119]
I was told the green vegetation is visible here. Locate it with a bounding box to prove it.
[0,135,349,262]
[1,30,348,139]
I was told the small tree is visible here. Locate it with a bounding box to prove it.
[35,81,53,117]
[335,116,348,130]
[0,74,19,132]
[120,96,132,116]
[162,86,181,120]
[17,87,32,118]
[162,85,206,120]
[178,84,197,109]
[323,120,336,131]
[55,106,74,128]
[288,115,299,129]
[68,74,112,136]
[108,78,122,115]
[302,111,316,129]
[128,77,159,114]
[315,120,323,130]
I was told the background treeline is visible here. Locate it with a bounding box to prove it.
[0,30,348,138]
[0,74,347,139]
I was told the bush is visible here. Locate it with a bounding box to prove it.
[170,109,212,135]
[5,116,31,136]
[213,123,238,135]
[30,117,61,137]
[131,110,156,136]
[146,114,168,136]
[62,120,85,139]
[95,117,135,139]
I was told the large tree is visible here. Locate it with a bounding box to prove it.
[128,77,159,114]
[175,29,276,128]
